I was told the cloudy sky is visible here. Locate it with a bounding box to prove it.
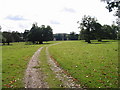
[0,0,117,34]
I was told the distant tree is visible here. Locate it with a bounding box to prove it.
[68,32,78,40]
[91,22,103,41]
[2,31,13,45]
[111,24,119,39]
[43,25,53,41]
[23,30,30,41]
[27,23,53,44]
[27,23,40,44]
[54,33,67,40]
[101,0,120,40]
[78,15,97,43]
[12,31,21,42]
[101,25,112,39]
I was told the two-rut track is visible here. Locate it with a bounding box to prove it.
[24,43,82,88]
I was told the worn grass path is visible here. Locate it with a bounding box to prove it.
[24,43,82,88]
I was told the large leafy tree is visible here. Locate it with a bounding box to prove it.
[12,31,21,42]
[43,25,53,41]
[27,23,53,44]
[2,32,13,45]
[91,22,103,41]
[78,15,97,43]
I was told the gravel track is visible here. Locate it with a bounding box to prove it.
[24,47,49,88]
[24,43,83,89]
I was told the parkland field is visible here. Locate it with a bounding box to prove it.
[2,40,119,88]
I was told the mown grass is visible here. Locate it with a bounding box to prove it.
[39,46,62,88]
[49,40,118,88]
[2,42,44,88]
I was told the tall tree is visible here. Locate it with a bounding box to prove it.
[2,32,13,45]
[27,23,53,44]
[23,30,30,41]
[91,22,103,41]
[43,25,53,41]
[12,31,21,42]
[78,15,97,43]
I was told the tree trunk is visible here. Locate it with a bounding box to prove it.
[39,41,43,44]
[32,41,35,44]
[87,40,91,43]
[98,39,102,42]
[85,40,88,42]
[7,42,10,45]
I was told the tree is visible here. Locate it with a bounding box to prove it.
[68,32,78,40]
[23,30,30,41]
[101,0,120,40]
[111,24,119,39]
[12,31,21,42]
[78,15,97,43]
[101,0,120,25]
[91,22,103,41]
[2,31,13,45]
[27,23,53,44]
[43,25,53,41]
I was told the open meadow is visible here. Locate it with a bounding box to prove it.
[2,40,119,88]
[49,40,118,88]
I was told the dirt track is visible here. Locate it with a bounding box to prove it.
[24,47,49,88]
[24,43,82,88]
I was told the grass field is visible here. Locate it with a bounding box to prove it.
[49,40,118,88]
[2,42,44,88]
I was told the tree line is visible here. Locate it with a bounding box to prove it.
[77,15,120,43]
[54,32,78,41]
[0,23,54,45]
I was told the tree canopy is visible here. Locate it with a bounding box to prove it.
[25,23,53,44]
[78,15,120,43]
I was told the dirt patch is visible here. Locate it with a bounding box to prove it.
[24,47,49,88]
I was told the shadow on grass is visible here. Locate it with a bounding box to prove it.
[89,40,118,44]
[90,43,110,44]
[1,44,13,46]
[25,42,51,45]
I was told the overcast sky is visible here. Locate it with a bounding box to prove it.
[0,0,117,34]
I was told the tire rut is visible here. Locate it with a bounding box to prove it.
[24,47,49,88]
[46,43,83,89]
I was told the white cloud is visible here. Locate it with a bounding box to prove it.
[5,15,27,21]
[0,0,117,33]
[62,7,76,13]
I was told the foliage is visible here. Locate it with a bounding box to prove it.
[2,32,13,45]
[78,15,119,42]
[49,40,118,88]
[26,23,53,44]
[68,32,78,40]
[78,15,98,43]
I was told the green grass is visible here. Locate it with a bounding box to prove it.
[2,42,44,88]
[49,40,118,88]
[39,47,62,88]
